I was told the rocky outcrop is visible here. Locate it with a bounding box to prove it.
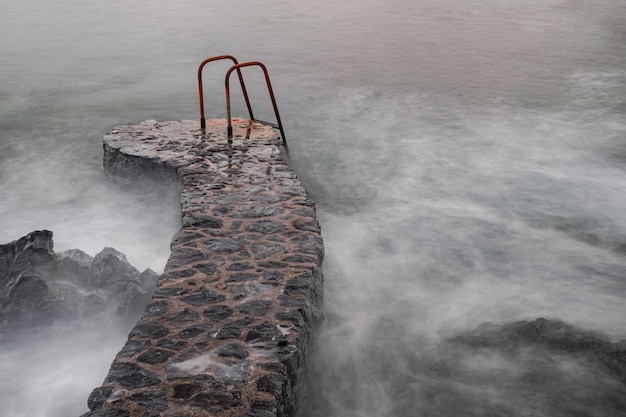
[453,317,626,384]
[0,230,159,330]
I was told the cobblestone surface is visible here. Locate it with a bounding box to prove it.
[82,119,324,417]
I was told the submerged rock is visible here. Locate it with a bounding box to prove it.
[453,317,626,384]
[0,230,160,330]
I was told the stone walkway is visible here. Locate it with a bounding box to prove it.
[82,119,324,417]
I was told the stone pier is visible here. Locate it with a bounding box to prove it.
[82,119,324,417]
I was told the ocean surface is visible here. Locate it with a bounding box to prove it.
[1,0,626,416]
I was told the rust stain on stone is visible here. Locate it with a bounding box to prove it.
[83,118,324,417]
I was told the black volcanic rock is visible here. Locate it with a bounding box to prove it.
[1,230,57,279]
[0,230,58,327]
[453,317,626,384]
[0,230,160,329]
[57,248,93,287]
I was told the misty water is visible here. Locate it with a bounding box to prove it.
[1,0,626,416]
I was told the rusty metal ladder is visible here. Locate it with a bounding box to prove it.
[197,55,288,151]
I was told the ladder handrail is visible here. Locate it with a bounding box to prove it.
[197,55,254,130]
[224,61,288,150]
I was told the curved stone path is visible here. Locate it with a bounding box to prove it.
[82,119,324,417]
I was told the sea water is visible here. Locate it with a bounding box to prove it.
[1,0,625,415]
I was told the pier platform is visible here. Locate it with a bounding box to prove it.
[82,118,324,417]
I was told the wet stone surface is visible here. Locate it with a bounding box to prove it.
[83,119,324,417]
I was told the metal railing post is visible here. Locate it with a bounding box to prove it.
[197,55,253,130]
[224,62,288,151]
